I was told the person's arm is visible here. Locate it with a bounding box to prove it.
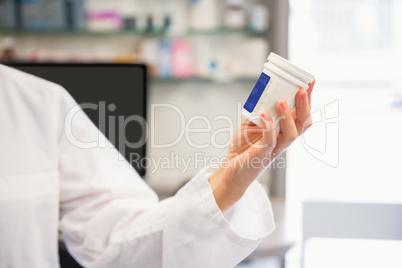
[56,88,274,268]
[210,80,315,212]
[57,80,314,268]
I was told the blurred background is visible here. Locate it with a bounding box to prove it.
[0,0,271,81]
[2,0,402,268]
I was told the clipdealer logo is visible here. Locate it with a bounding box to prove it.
[301,100,340,167]
[64,102,238,151]
[64,100,339,171]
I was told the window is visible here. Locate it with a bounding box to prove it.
[286,1,402,267]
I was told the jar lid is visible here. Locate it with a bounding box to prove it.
[268,52,314,86]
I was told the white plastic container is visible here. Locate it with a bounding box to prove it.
[242,52,314,131]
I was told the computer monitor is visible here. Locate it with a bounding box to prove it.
[7,63,147,176]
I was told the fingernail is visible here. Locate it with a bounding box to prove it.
[262,112,271,122]
[302,90,308,102]
[280,101,288,112]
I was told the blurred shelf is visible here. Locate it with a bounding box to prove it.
[188,27,268,36]
[151,76,257,84]
[0,27,268,37]
[0,28,168,37]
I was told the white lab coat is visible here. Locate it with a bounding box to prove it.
[0,64,275,268]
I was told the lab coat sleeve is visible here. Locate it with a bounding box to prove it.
[56,87,275,268]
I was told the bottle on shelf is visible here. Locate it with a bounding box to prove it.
[158,39,172,78]
[162,14,171,32]
[224,0,247,30]
[145,14,154,32]
[123,16,137,31]
[0,0,16,30]
[87,10,122,32]
[171,39,194,78]
[66,0,86,31]
[0,36,16,62]
[189,0,219,30]
[249,4,269,32]
[19,0,67,30]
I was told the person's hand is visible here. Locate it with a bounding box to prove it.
[209,80,315,212]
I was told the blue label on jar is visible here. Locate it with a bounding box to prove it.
[243,73,270,113]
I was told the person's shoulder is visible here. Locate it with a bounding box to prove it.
[0,64,66,104]
[0,64,62,90]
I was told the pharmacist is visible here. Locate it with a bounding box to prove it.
[0,64,314,268]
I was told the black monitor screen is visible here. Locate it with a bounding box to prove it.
[7,63,147,176]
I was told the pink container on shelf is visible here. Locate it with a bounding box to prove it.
[87,11,122,31]
[171,40,194,78]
